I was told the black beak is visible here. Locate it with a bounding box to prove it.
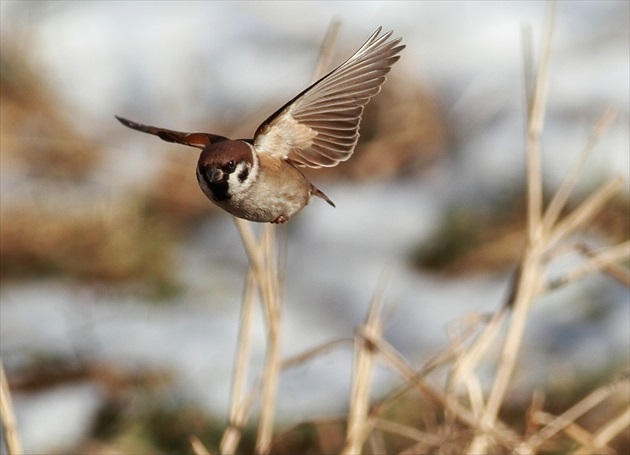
[207,167,224,182]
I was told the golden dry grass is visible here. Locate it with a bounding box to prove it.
[1,7,628,455]
[188,8,629,455]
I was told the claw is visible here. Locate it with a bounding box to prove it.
[272,214,289,224]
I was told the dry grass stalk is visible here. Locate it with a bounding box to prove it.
[341,286,385,454]
[237,21,346,450]
[256,225,281,454]
[572,407,630,455]
[541,107,618,234]
[0,358,22,455]
[447,9,560,448]
[214,219,283,455]
[528,412,617,455]
[573,242,630,287]
[235,221,282,455]
[220,271,259,454]
[542,239,630,289]
[198,11,627,455]
[361,311,491,412]
[517,376,629,453]
[521,22,535,117]
[443,314,496,426]
[214,23,343,455]
[545,240,630,291]
[280,338,353,370]
[525,389,546,439]
[190,435,213,455]
[417,313,485,385]
[368,329,520,447]
[450,306,510,398]
[468,243,545,453]
[475,3,557,437]
[548,176,624,247]
[372,417,443,447]
[460,3,629,452]
[524,2,556,238]
[367,427,388,455]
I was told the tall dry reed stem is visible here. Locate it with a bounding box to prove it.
[190,434,213,455]
[467,8,557,450]
[227,220,282,455]
[0,358,22,455]
[465,2,629,452]
[516,375,629,454]
[342,281,385,454]
[201,11,628,454]
[541,108,618,234]
[215,22,343,455]
[219,270,258,454]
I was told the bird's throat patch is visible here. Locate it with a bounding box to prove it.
[198,170,230,202]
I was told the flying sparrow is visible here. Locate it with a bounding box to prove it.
[116,27,404,224]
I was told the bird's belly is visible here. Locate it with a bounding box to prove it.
[222,168,312,223]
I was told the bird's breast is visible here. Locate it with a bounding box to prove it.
[226,157,313,222]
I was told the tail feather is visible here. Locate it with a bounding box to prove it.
[312,185,335,207]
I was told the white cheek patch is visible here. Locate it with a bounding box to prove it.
[227,156,259,197]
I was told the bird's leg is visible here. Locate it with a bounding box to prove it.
[272,214,289,224]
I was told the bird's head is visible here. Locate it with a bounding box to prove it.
[196,140,258,202]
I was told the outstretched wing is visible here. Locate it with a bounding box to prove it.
[252,27,405,168]
[115,116,227,149]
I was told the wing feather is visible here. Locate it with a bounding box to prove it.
[252,27,404,168]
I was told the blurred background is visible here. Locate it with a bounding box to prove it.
[1,1,628,453]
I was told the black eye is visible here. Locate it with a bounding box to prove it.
[226,160,236,172]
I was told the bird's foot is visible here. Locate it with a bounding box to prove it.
[272,214,289,224]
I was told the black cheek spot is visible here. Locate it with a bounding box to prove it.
[238,166,249,183]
